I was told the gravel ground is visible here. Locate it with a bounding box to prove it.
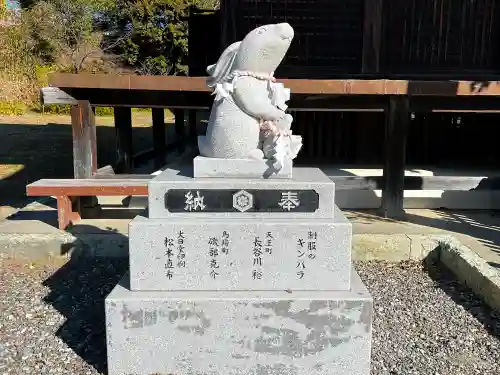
[0,257,499,375]
[357,261,500,375]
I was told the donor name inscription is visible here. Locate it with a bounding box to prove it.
[162,229,319,281]
[165,189,319,213]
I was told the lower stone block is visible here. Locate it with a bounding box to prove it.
[193,155,293,179]
[105,269,373,375]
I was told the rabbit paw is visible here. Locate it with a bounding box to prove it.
[275,114,293,133]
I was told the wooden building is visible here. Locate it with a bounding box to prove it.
[191,0,500,79]
[188,0,500,171]
[220,0,500,79]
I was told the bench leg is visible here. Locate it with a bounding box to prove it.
[56,196,81,230]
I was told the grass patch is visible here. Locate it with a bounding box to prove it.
[0,164,25,179]
[38,105,155,116]
[0,101,29,116]
[1,101,169,118]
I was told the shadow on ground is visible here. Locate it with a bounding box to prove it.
[351,208,500,261]
[0,122,156,209]
[42,225,129,373]
[424,258,500,340]
[4,197,59,225]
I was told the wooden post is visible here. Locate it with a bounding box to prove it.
[380,96,410,218]
[362,0,383,73]
[152,108,166,169]
[174,109,185,154]
[70,101,97,178]
[188,109,197,140]
[114,107,133,173]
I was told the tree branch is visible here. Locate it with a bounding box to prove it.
[75,30,130,72]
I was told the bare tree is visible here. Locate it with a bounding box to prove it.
[27,0,124,73]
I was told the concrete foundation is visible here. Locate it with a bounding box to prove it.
[105,269,372,375]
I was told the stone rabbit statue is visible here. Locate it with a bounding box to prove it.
[197,23,302,170]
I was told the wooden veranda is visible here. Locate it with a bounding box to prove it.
[26,72,500,230]
[26,0,500,228]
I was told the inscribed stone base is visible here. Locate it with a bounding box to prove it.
[105,269,373,375]
[193,155,293,179]
[148,167,336,220]
[128,210,351,291]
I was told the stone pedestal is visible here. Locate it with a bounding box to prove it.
[106,270,372,375]
[105,165,373,375]
[147,166,335,219]
[193,156,293,179]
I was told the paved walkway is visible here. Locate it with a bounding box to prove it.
[345,209,500,269]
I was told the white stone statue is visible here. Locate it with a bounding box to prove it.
[197,23,302,171]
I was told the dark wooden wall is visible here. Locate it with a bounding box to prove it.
[219,0,365,78]
[187,1,500,171]
[188,7,221,76]
[291,111,500,169]
[209,0,500,78]
[381,0,500,75]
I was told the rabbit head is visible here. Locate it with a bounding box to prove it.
[206,23,294,87]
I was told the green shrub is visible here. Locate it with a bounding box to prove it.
[95,107,114,116]
[0,101,28,115]
[38,105,153,116]
[40,104,71,114]
[35,64,57,87]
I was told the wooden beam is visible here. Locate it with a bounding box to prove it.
[114,107,134,173]
[26,179,149,196]
[174,109,185,154]
[362,0,383,73]
[70,101,97,178]
[49,73,210,92]
[380,96,410,218]
[55,88,213,109]
[152,108,166,169]
[48,73,500,97]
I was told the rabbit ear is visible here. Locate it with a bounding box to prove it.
[206,41,241,88]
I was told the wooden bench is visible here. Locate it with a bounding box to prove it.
[26,177,150,230]
[39,73,500,224]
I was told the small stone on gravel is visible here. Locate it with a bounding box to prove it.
[0,257,499,374]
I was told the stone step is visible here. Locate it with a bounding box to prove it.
[193,155,293,179]
[105,269,372,375]
[148,167,336,220]
[128,206,352,291]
